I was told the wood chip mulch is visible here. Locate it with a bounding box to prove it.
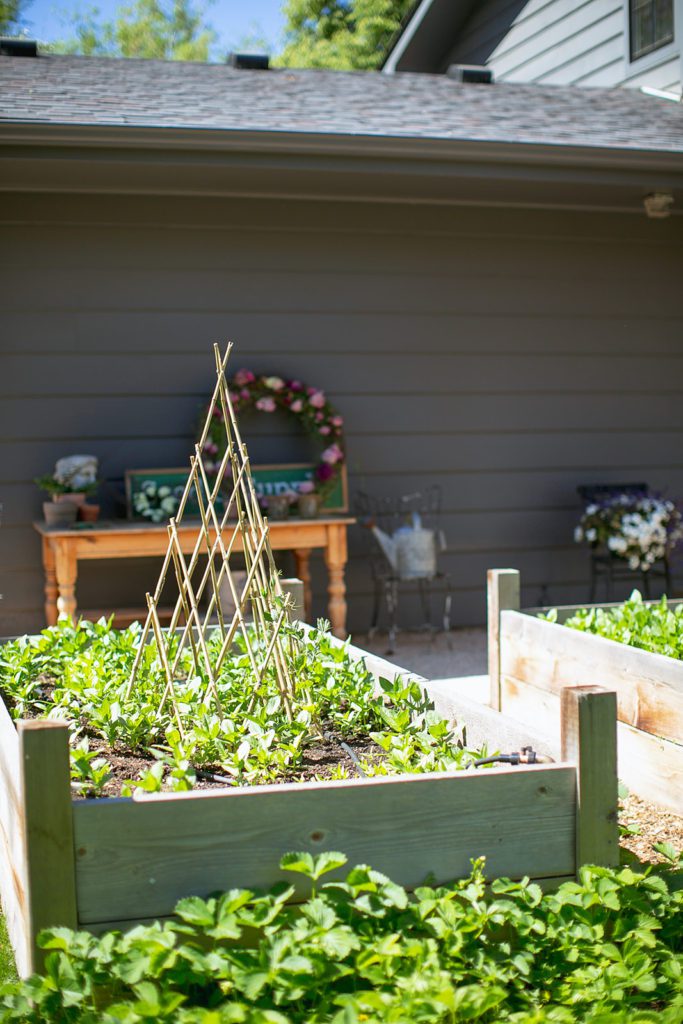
[619,793,683,864]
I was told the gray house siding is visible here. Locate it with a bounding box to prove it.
[443,0,681,92]
[2,193,682,636]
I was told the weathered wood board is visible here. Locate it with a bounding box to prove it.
[560,687,618,867]
[17,721,78,972]
[500,675,683,813]
[488,570,683,814]
[0,700,28,977]
[488,569,520,711]
[73,764,576,928]
[500,610,683,743]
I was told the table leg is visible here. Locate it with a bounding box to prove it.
[294,549,312,621]
[54,539,78,622]
[324,525,348,640]
[42,537,58,626]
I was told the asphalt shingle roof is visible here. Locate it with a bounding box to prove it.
[1,54,682,152]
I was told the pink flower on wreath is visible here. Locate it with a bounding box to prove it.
[320,425,331,435]
[321,443,343,465]
[240,389,251,400]
[203,440,218,455]
[256,396,276,413]
[263,376,285,391]
[309,390,326,409]
[316,462,334,482]
[288,379,304,391]
[331,415,343,428]
[298,481,315,494]
[212,406,223,421]
[234,368,255,387]
[290,399,303,414]
[315,412,324,422]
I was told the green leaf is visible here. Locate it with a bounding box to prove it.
[279,850,347,881]
[653,842,681,865]
[452,984,507,1019]
[174,895,215,927]
[279,852,315,878]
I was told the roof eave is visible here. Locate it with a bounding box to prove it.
[1,121,682,211]
[1,119,681,168]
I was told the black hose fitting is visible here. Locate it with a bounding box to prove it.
[473,745,553,768]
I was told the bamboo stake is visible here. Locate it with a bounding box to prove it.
[146,593,186,738]
[168,520,222,709]
[126,341,298,727]
[195,455,266,683]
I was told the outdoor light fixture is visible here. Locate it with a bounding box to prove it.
[643,192,674,218]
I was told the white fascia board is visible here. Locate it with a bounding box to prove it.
[383,0,437,74]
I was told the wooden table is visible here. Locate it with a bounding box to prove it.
[34,517,355,639]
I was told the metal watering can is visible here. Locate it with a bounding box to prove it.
[371,511,438,580]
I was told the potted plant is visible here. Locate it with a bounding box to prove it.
[574,491,683,571]
[265,490,296,520]
[35,455,99,526]
[296,480,320,518]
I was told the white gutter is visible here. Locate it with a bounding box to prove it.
[1,121,682,173]
[640,86,681,102]
[383,0,435,74]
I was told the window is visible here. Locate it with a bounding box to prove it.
[630,0,674,60]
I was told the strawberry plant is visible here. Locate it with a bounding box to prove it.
[543,591,683,660]
[0,617,484,795]
[0,852,681,1023]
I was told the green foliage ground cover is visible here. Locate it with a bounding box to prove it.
[0,618,482,796]
[547,592,683,661]
[1,852,682,1023]
[0,915,16,988]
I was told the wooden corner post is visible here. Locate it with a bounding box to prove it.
[561,686,619,870]
[487,569,520,711]
[17,720,78,975]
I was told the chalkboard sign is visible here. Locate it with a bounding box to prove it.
[126,463,348,521]
[251,463,348,512]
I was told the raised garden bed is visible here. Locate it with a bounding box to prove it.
[488,568,683,815]
[0,621,618,978]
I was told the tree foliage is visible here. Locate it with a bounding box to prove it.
[55,0,216,61]
[0,0,28,35]
[277,0,413,70]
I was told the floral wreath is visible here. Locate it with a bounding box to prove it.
[200,370,345,495]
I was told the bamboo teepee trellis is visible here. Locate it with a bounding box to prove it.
[125,343,295,727]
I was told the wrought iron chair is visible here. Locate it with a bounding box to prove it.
[354,486,452,654]
[577,482,672,601]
